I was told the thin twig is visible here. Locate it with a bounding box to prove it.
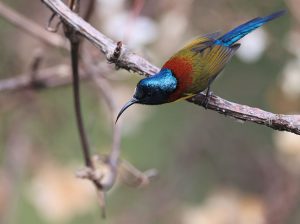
[64,0,109,217]
[70,41,92,167]
[64,0,93,169]
[83,0,96,21]
[29,49,44,87]
[0,1,66,49]
[91,74,121,169]
[81,51,122,177]
[47,12,62,33]
[80,0,122,174]
[0,65,78,92]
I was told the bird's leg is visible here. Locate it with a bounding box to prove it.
[201,76,215,109]
[201,85,212,109]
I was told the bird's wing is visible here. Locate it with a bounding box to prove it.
[187,43,240,92]
[183,32,222,52]
[201,43,240,75]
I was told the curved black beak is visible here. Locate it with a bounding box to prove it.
[115,98,139,123]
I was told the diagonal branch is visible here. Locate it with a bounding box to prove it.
[41,0,159,76]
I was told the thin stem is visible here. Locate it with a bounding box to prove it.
[83,0,96,21]
[70,41,92,168]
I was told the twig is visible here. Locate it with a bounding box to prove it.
[119,159,158,188]
[64,0,110,217]
[91,74,121,169]
[79,0,122,178]
[29,49,44,87]
[47,11,62,33]
[81,51,121,180]
[85,67,122,168]
[64,0,93,168]
[40,0,300,135]
[0,65,80,92]
[83,0,96,21]
[41,0,158,76]
[70,40,92,167]
[29,49,43,77]
[0,1,66,49]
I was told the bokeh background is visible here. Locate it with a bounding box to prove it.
[1,0,300,224]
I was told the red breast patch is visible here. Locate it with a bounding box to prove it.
[162,57,193,102]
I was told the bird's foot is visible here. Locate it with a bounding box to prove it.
[201,91,213,109]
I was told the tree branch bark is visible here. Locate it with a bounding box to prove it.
[188,95,300,134]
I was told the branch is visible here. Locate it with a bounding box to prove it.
[68,35,92,167]
[0,65,82,92]
[41,0,159,76]
[0,1,66,49]
[5,0,293,135]
[188,95,300,135]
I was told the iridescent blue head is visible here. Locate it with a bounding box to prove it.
[116,68,177,123]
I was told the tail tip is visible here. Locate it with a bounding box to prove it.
[266,9,286,20]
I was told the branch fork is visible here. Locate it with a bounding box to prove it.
[76,154,158,190]
[76,155,117,191]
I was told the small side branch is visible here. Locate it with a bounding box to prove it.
[0,65,78,92]
[69,41,92,167]
[0,1,65,48]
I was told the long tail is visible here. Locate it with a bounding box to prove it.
[216,10,285,47]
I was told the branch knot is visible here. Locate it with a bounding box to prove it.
[108,41,123,69]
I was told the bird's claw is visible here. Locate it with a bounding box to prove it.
[201,91,213,109]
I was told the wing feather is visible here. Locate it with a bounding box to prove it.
[188,44,240,92]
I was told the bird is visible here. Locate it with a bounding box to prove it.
[116,10,285,123]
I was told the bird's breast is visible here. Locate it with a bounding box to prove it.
[162,56,194,102]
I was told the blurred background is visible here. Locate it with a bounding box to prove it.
[0,0,300,223]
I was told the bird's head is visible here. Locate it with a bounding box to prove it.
[116,68,177,123]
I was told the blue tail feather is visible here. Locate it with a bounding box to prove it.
[216,10,285,47]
